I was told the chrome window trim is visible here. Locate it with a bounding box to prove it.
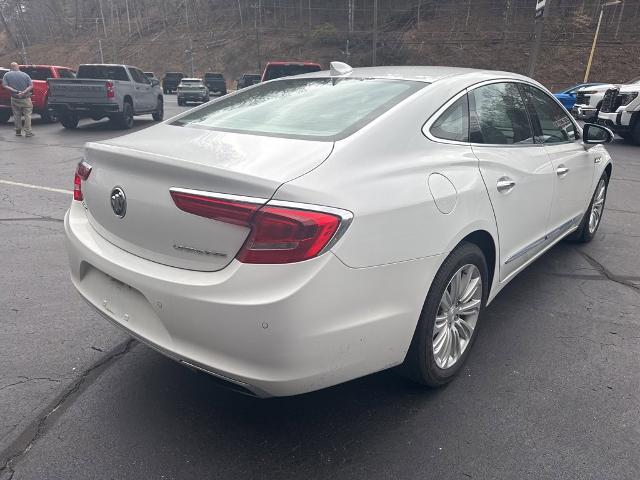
[423,77,580,148]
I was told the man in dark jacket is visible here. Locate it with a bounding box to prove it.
[2,62,34,137]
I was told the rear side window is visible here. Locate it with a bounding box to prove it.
[429,95,469,142]
[19,67,51,81]
[521,84,577,144]
[77,65,129,81]
[263,64,321,81]
[469,82,533,145]
[173,78,425,141]
[57,69,75,79]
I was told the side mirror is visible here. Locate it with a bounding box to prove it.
[583,123,614,145]
[151,79,160,87]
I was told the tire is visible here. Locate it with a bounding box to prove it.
[163,88,168,94]
[0,109,10,123]
[402,242,488,387]
[40,99,58,123]
[60,112,79,129]
[566,171,609,243]
[152,98,164,121]
[115,101,134,129]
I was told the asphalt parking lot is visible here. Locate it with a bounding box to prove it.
[1,99,639,480]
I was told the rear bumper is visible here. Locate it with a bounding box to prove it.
[51,103,120,114]
[65,202,443,397]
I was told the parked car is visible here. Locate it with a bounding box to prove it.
[203,72,227,96]
[65,64,613,397]
[554,82,604,110]
[162,72,184,94]
[261,61,322,82]
[596,80,640,144]
[177,78,209,105]
[48,64,163,130]
[572,77,640,120]
[0,64,75,123]
[237,73,261,89]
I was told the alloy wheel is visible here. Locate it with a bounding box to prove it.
[588,179,606,234]
[433,264,482,369]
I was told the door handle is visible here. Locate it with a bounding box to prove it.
[497,177,516,193]
[556,165,570,176]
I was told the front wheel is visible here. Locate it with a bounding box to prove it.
[402,242,488,387]
[567,171,609,243]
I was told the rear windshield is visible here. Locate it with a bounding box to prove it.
[263,64,321,81]
[77,65,128,81]
[165,73,183,78]
[205,73,224,79]
[172,78,425,141]
[19,67,52,81]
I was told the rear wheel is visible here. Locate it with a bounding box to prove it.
[60,112,79,129]
[115,101,134,129]
[567,171,609,243]
[0,109,10,123]
[152,98,164,121]
[40,99,58,123]
[402,242,488,387]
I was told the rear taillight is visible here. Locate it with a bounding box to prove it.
[73,161,92,201]
[170,189,351,264]
[106,81,115,98]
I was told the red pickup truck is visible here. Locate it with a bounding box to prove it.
[0,64,75,123]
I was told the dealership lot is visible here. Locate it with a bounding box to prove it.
[1,102,639,479]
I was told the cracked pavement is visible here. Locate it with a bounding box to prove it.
[1,106,639,480]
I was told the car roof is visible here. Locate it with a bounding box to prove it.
[181,78,202,81]
[292,66,534,85]
[265,61,321,66]
[19,64,72,69]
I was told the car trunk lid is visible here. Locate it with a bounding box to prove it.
[80,124,334,271]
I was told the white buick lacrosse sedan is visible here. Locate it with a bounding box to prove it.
[65,64,613,397]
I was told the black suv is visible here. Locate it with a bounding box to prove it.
[162,72,184,94]
[204,72,227,96]
[237,73,261,89]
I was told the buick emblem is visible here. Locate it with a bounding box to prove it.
[110,187,127,218]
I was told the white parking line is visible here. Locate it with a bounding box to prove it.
[0,179,72,195]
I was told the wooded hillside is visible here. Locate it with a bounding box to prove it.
[1,0,639,89]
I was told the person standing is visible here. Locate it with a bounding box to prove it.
[2,62,34,137]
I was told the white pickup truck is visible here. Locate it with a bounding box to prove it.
[572,76,640,121]
[48,64,164,129]
[596,80,640,144]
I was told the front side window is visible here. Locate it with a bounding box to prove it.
[173,78,426,141]
[469,82,533,145]
[522,85,576,144]
[429,95,469,142]
[130,68,150,84]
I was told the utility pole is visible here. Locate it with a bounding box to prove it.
[527,0,550,78]
[98,39,104,63]
[584,1,622,82]
[372,0,378,66]
[20,40,28,64]
[254,3,262,72]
